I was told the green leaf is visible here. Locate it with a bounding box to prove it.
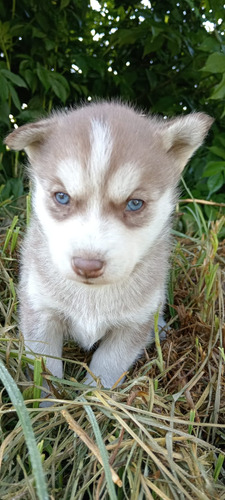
[207,172,224,195]
[0,360,49,500]
[0,73,9,101]
[60,0,71,9]
[151,25,164,40]
[209,73,225,100]
[10,178,24,198]
[17,108,44,122]
[113,27,140,46]
[201,52,225,73]
[36,63,51,91]
[0,21,12,51]
[203,161,225,177]
[48,72,70,102]
[204,204,219,221]
[1,68,27,87]
[143,35,163,57]
[8,83,21,109]
[1,178,24,200]
[72,55,88,75]
[32,26,46,39]
[217,135,225,148]
[208,146,225,160]
[70,81,88,96]
[23,69,37,92]
[45,39,56,51]
[0,101,10,124]
[198,38,220,53]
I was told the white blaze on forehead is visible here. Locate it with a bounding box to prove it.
[108,163,142,202]
[56,158,85,196]
[89,119,113,179]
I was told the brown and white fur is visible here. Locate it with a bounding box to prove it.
[5,102,213,388]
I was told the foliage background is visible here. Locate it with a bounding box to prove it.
[0,0,225,224]
[0,2,225,498]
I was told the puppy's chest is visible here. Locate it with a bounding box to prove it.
[27,266,161,347]
[61,285,159,349]
[68,313,108,349]
[62,288,127,337]
[51,289,121,348]
[52,285,147,348]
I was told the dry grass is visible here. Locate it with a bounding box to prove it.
[0,205,225,500]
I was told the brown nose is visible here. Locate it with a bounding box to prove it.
[72,257,104,279]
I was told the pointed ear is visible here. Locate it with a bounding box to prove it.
[4,118,52,157]
[160,113,214,173]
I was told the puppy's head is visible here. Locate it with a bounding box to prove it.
[5,102,213,284]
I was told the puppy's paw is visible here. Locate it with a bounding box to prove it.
[83,370,125,389]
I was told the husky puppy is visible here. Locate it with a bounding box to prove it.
[5,102,213,388]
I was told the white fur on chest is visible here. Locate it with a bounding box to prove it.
[26,262,163,349]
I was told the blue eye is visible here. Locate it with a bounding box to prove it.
[55,192,70,205]
[126,199,144,211]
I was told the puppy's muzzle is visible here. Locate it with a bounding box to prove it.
[72,257,105,279]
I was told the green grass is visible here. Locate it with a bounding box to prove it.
[0,359,49,500]
[0,200,225,499]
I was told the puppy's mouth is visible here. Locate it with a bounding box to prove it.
[75,274,108,286]
[83,280,100,285]
[70,272,113,286]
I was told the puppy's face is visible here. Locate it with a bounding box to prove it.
[5,103,213,284]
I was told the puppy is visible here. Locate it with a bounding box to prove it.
[5,102,213,388]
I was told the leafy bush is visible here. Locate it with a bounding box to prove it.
[0,0,225,223]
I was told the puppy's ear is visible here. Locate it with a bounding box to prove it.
[4,118,52,157]
[160,113,214,173]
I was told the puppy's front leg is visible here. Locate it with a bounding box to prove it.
[20,307,65,378]
[86,323,152,388]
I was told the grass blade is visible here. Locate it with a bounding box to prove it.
[214,453,224,482]
[80,396,118,499]
[33,356,44,408]
[0,360,49,500]
[61,409,122,488]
